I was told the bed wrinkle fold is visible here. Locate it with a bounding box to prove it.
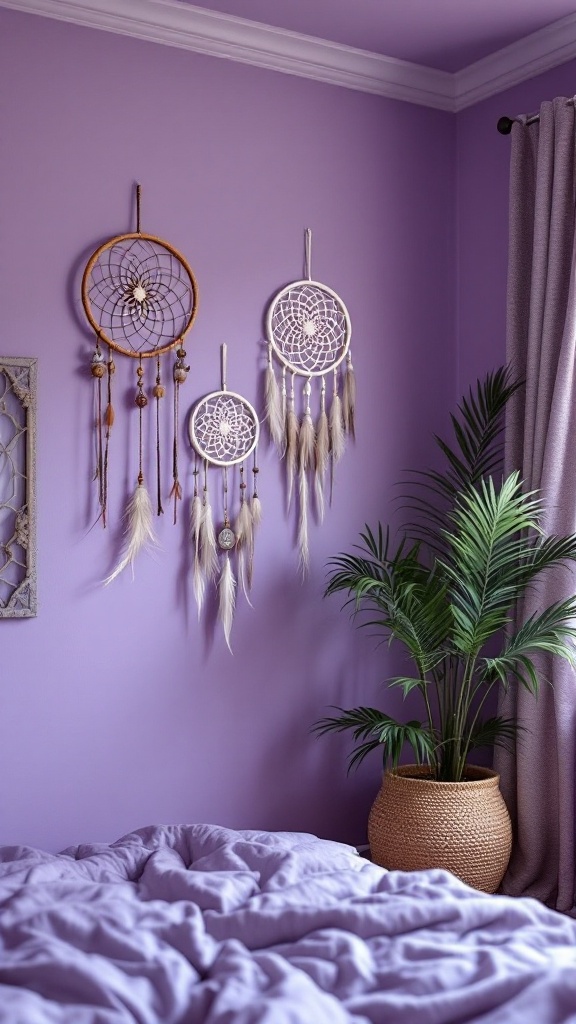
[1,824,576,1023]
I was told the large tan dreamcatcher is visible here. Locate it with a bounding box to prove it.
[81,186,198,583]
[188,344,261,651]
[265,229,354,571]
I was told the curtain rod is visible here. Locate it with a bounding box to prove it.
[497,98,575,134]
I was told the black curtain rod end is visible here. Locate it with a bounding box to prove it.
[497,116,514,135]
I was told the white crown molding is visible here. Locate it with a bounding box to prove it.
[454,13,576,111]
[2,0,576,112]
[0,0,456,109]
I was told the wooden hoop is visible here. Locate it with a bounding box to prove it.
[81,232,199,359]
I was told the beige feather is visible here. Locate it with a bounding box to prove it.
[190,492,205,618]
[298,468,310,575]
[314,402,330,522]
[104,481,157,585]
[298,410,315,575]
[285,404,300,511]
[248,494,262,590]
[265,359,285,453]
[342,355,356,438]
[218,552,236,653]
[250,493,262,530]
[329,391,346,505]
[235,499,254,605]
[200,496,219,582]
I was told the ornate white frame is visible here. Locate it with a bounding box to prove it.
[0,357,37,618]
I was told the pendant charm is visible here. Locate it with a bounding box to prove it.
[218,526,236,550]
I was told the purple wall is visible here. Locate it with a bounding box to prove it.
[0,9,457,851]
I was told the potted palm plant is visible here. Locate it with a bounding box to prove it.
[314,367,576,892]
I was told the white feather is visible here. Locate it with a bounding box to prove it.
[200,498,219,582]
[218,553,236,653]
[235,499,254,605]
[314,406,329,522]
[285,404,300,511]
[265,363,285,453]
[330,393,346,463]
[250,494,262,530]
[190,493,205,618]
[329,392,346,505]
[298,411,315,575]
[343,358,356,437]
[104,482,157,585]
[298,466,310,575]
[248,494,262,590]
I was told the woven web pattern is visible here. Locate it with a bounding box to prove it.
[269,283,348,375]
[191,392,259,467]
[86,237,195,353]
[0,366,31,612]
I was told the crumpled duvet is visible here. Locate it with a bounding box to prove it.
[0,824,576,1023]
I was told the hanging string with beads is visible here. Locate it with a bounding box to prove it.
[218,466,236,652]
[91,340,106,522]
[190,455,204,617]
[104,357,157,584]
[170,346,189,524]
[286,371,299,511]
[330,364,345,503]
[249,448,262,590]
[298,377,315,574]
[153,355,165,517]
[234,463,253,604]
[136,360,147,485]
[102,346,115,528]
[315,376,329,522]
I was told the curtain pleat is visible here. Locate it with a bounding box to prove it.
[496,97,576,912]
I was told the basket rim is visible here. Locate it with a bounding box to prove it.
[386,764,501,789]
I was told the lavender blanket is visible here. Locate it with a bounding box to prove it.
[1,824,575,1023]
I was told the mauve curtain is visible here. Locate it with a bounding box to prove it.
[496,96,576,913]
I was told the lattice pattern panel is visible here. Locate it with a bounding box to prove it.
[0,358,37,617]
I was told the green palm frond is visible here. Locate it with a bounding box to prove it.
[326,529,453,673]
[466,716,519,753]
[482,599,576,691]
[314,367,576,782]
[440,474,550,653]
[311,706,435,772]
[403,366,522,544]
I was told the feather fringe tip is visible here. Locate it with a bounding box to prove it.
[218,553,237,653]
[104,482,157,585]
[265,362,285,453]
[190,493,205,618]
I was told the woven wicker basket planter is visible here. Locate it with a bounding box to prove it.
[368,764,512,893]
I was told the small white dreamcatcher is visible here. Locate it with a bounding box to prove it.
[265,228,355,572]
[188,344,261,651]
[81,185,198,583]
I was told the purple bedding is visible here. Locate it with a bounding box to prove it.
[1,824,576,1023]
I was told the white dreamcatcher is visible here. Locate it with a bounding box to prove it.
[188,344,261,651]
[265,228,354,572]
